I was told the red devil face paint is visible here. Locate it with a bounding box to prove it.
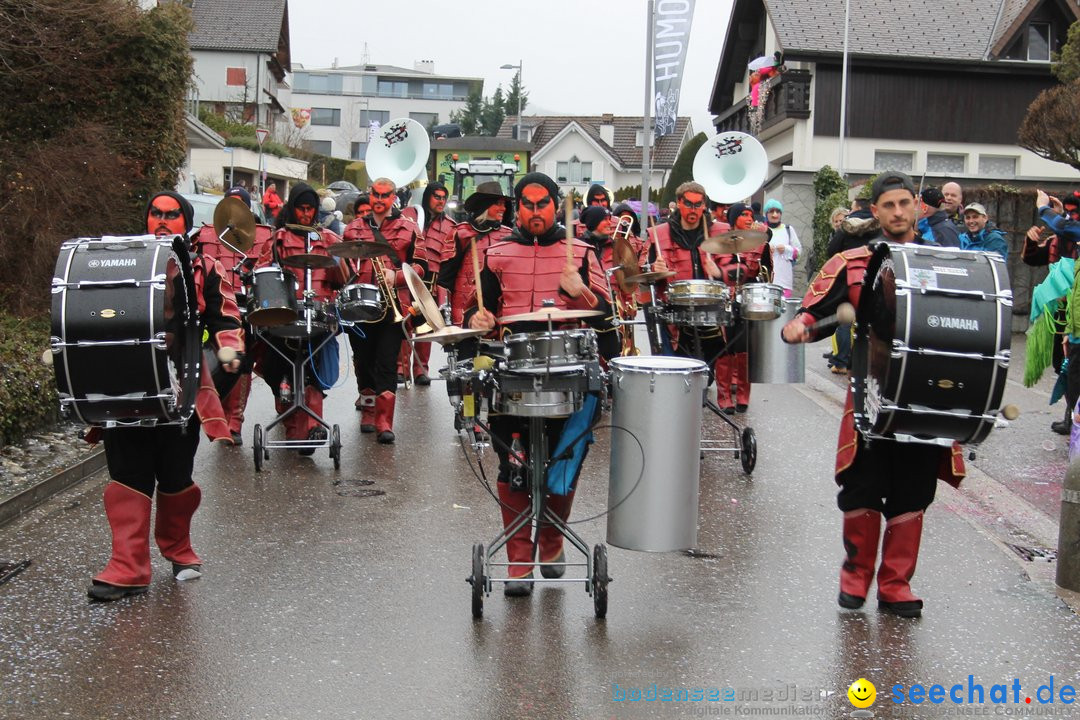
[486,200,506,223]
[518,184,555,236]
[589,192,610,208]
[294,202,317,227]
[355,202,372,218]
[148,195,186,237]
[429,189,448,216]
[370,182,395,216]
[735,209,755,230]
[678,191,706,228]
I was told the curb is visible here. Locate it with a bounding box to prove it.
[0,450,106,528]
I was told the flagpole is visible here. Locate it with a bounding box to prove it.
[640,0,654,242]
[838,0,851,177]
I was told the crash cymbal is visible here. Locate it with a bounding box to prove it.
[497,308,604,324]
[613,235,639,271]
[327,240,394,260]
[700,229,769,255]
[280,253,338,270]
[212,197,256,253]
[410,325,486,345]
[402,263,445,332]
[623,270,677,284]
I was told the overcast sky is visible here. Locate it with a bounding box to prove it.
[289,0,734,138]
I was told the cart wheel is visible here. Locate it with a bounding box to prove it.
[253,424,264,472]
[592,544,609,619]
[330,424,341,470]
[740,427,757,475]
[470,543,485,619]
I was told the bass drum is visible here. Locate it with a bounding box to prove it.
[852,242,1012,445]
[50,236,200,426]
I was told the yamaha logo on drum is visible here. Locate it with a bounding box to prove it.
[88,258,137,268]
[927,314,979,331]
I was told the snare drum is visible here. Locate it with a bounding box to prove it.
[50,236,200,426]
[336,283,383,322]
[739,283,784,320]
[492,369,588,417]
[266,300,334,338]
[504,329,598,374]
[247,266,298,327]
[853,243,1012,445]
[667,279,729,307]
[662,305,733,327]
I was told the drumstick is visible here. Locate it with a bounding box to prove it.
[470,237,484,314]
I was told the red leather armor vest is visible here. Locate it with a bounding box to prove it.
[485,237,604,318]
[449,223,512,325]
[421,215,457,274]
[196,224,272,297]
[258,227,346,302]
[649,221,728,282]
[343,213,425,306]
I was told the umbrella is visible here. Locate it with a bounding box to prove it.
[748,55,777,71]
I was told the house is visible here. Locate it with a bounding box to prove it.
[709,0,1080,251]
[496,114,693,199]
[290,61,484,160]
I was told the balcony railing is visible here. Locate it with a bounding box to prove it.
[714,69,811,136]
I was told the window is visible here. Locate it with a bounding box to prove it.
[874,151,914,173]
[1028,23,1051,61]
[360,109,389,127]
[306,140,333,156]
[556,156,592,184]
[310,108,341,126]
[377,80,408,97]
[410,112,438,128]
[927,153,965,174]
[294,73,341,93]
[979,155,1017,179]
[351,142,367,160]
[226,67,246,86]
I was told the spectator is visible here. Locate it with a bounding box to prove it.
[826,198,876,257]
[262,184,283,221]
[318,195,344,236]
[751,201,765,223]
[942,181,964,226]
[958,203,1007,260]
[916,187,961,247]
[763,199,801,297]
[830,206,849,230]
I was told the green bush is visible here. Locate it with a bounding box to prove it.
[225,135,291,158]
[809,166,849,276]
[0,315,58,447]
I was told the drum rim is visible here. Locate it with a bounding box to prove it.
[610,356,709,372]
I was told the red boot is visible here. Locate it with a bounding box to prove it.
[375,391,396,444]
[497,480,535,594]
[222,372,251,443]
[538,490,575,578]
[733,351,751,412]
[413,342,431,384]
[713,355,734,412]
[877,510,924,617]
[838,508,880,608]
[89,482,152,601]
[155,484,202,578]
[357,388,376,433]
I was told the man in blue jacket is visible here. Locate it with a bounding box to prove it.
[917,187,961,247]
[958,203,1008,260]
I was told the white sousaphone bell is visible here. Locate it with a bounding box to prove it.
[364,117,432,225]
[691,131,768,204]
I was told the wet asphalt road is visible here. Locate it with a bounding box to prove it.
[1,337,1078,719]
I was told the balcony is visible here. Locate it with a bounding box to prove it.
[714,69,811,136]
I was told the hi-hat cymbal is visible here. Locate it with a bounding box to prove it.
[327,240,394,260]
[402,263,445,332]
[410,325,485,345]
[623,270,677,284]
[498,308,604,324]
[700,229,769,255]
[280,253,338,270]
[212,197,256,253]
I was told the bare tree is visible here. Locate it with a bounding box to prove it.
[1018,79,1080,173]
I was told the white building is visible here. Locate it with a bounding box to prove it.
[289,61,484,160]
[496,114,694,198]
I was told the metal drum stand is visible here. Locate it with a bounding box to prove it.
[690,316,757,475]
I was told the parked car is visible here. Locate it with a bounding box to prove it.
[327,180,359,196]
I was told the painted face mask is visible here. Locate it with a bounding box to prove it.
[148,195,186,237]
[589,192,610,208]
[735,209,755,230]
[429,190,448,216]
[678,191,706,227]
[486,200,506,223]
[518,184,556,236]
[294,202,317,227]
[370,182,395,216]
[355,202,372,218]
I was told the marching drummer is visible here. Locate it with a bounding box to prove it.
[782,171,964,618]
[253,183,348,455]
[87,191,245,601]
[467,172,610,597]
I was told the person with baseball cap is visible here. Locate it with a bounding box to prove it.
[958,203,1007,260]
[916,186,961,247]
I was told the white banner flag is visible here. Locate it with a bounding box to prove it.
[653,0,696,138]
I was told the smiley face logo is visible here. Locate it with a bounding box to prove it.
[848,678,876,708]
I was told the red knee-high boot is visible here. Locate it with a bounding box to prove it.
[222,373,251,440]
[838,508,881,608]
[396,341,410,379]
[877,510,924,617]
[538,490,575,579]
[714,355,734,411]
[497,481,535,593]
[155,484,202,578]
[89,482,152,601]
[357,389,376,433]
[375,391,396,444]
[733,351,751,411]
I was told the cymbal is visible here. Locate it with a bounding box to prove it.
[402,263,446,332]
[410,325,485,345]
[498,308,604,324]
[212,197,255,253]
[700,229,769,255]
[624,270,676,284]
[327,240,394,260]
[280,253,338,270]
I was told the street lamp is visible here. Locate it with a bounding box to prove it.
[500,61,522,141]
